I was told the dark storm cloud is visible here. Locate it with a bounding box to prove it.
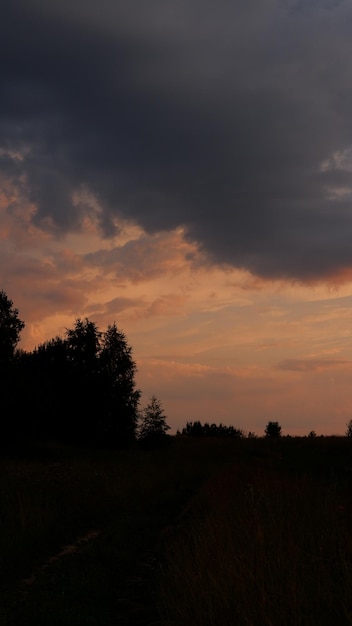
[2,0,352,280]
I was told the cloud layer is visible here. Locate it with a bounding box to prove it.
[2,0,352,281]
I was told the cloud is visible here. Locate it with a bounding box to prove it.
[84,229,200,283]
[2,0,352,281]
[276,358,351,372]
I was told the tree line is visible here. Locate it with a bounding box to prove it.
[0,290,169,448]
[2,290,352,447]
[180,420,282,438]
[180,421,245,438]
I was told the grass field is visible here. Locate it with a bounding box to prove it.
[1,435,352,625]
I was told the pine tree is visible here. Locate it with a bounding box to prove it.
[138,395,170,447]
[264,420,282,438]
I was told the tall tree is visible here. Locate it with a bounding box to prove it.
[0,290,25,371]
[99,323,140,445]
[20,337,72,440]
[0,290,25,443]
[2,312,140,447]
[66,318,101,374]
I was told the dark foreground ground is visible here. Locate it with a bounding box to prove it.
[1,435,352,625]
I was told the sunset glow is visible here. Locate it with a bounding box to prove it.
[2,0,352,436]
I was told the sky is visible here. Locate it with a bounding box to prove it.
[2,0,352,436]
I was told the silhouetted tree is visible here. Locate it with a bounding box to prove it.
[62,319,102,443]
[346,420,352,437]
[226,425,244,438]
[264,421,282,438]
[98,323,140,446]
[9,316,140,447]
[0,290,25,371]
[138,395,170,447]
[14,337,70,440]
[0,290,25,442]
[182,421,204,436]
[181,420,244,438]
[66,318,101,374]
[60,319,140,446]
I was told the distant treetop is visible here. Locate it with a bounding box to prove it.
[264,421,282,438]
[181,421,244,438]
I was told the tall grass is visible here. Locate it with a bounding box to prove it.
[2,436,352,625]
[0,436,249,625]
[159,444,352,626]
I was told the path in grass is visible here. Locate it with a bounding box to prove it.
[0,438,231,626]
[4,496,172,626]
[15,521,163,626]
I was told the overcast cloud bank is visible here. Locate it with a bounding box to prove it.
[2,0,352,281]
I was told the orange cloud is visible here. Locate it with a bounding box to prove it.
[3,188,352,437]
[276,358,351,372]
